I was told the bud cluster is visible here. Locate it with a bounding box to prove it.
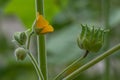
[13,32,27,61]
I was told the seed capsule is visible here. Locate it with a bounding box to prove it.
[14,32,27,45]
[77,25,108,52]
[14,47,27,61]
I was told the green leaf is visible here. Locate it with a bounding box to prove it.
[4,0,60,29]
[44,0,60,21]
[0,0,9,8]
[5,0,35,28]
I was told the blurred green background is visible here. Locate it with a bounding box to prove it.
[0,0,120,80]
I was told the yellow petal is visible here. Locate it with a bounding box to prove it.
[40,25,54,34]
[36,13,49,28]
[35,13,54,34]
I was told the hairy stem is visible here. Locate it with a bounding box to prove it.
[27,51,44,80]
[35,0,48,80]
[54,50,89,80]
[63,44,120,80]
[26,31,44,80]
[27,32,34,49]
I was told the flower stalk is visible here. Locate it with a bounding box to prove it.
[26,31,44,80]
[35,0,48,80]
[27,51,44,80]
[63,43,120,80]
[54,50,89,80]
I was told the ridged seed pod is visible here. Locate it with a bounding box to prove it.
[77,24,108,52]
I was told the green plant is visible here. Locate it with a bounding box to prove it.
[11,0,120,80]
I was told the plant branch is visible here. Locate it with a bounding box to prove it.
[26,31,44,80]
[63,44,120,80]
[54,50,89,80]
[27,32,34,49]
[27,51,44,80]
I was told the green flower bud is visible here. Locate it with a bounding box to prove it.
[77,24,108,52]
[34,27,43,35]
[14,32,27,45]
[14,47,27,61]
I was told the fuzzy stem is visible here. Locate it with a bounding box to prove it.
[54,50,89,80]
[27,51,44,80]
[26,31,44,80]
[35,0,48,80]
[63,44,120,80]
[27,32,34,49]
[37,35,47,80]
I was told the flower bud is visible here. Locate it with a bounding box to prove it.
[77,25,107,52]
[14,47,27,61]
[13,32,27,45]
[34,13,54,35]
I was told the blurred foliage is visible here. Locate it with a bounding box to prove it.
[5,0,60,28]
[0,60,37,80]
[5,0,35,28]
[0,0,10,8]
[0,32,9,53]
[0,0,120,80]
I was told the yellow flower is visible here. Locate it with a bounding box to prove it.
[36,13,54,34]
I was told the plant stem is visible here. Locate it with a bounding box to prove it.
[37,35,47,80]
[63,44,120,80]
[105,58,110,80]
[35,0,48,80]
[27,32,34,49]
[26,31,44,80]
[54,50,89,80]
[27,51,44,80]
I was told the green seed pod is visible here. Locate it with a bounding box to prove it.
[77,24,108,52]
[14,47,27,61]
[20,32,27,44]
[13,32,27,45]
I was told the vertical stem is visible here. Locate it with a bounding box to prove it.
[35,0,48,80]
[36,0,44,15]
[105,58,110,80]
[102,0,110,80]
[37,35,47,80]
